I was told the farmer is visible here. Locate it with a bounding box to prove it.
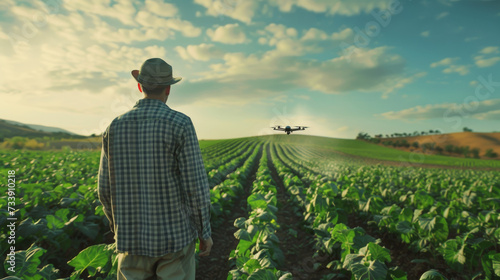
[98,58,213,280]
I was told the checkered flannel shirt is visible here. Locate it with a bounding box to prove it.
[98,98,211,257]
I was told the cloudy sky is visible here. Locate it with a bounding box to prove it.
[1,0,499,139]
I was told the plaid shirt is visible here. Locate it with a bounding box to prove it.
[98,98,211,257]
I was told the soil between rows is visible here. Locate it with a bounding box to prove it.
[195,146,262,280]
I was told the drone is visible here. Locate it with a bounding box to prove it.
[271,125,308,135]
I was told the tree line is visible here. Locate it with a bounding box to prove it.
[356,131,498,159]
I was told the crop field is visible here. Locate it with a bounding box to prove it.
[1,135,499,280]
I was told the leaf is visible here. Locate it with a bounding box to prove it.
[418,217,435,233]
[46,215,65,229]
[278,272,293,280]
[236,240,254,257]
[482,252,500,278]
[366,243,391,263]
[67,244,112,277]
[396,221,413,234]
[235,229,252,241]
[37,264,60,280]
[4,243,46,277]
[432,217,449,243]
[439,239,466,270]
[243,259,262,275]
[248,268,278,280]
[343,254,364,270]
[419,269,448,280]
[388,266,407,280]
[350,260,388,280]
[75,222,100,240]
[248,193,268,210]
[399,208,413,223]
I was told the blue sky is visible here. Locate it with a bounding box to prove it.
[0,0,499,139]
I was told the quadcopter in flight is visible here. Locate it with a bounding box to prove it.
[271,125,309,135]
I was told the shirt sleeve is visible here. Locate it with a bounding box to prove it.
[98,128,114,232]
[176,118,212,240]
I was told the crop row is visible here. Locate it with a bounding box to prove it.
[228,145,292,279]
[206,140,259,188]
[202,138,252,171]
[269,143,408,279]
[274,142,500,279]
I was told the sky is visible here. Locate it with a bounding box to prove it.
[0,0,499,140]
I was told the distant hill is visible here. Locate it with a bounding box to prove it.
[376,132,500,159]
[0,118,87,140]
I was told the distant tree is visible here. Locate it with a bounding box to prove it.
[471,148,480,159]
[445,144,454,154]
[435,146,444,154]
[422,143,435,151]
[462,146,471,157]
[463,127,473,132]
[413,131,420,136]
[356,132,371,140]
[385,134,390,138]
[400,139,410,148]
[421,131,427,135]
[412,141,419,148]
[484,149,498,158]
[429,129,434,134]
[435,129,441,134]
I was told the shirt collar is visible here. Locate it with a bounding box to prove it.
[133,98,169,109]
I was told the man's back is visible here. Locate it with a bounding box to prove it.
[99,99,211,257]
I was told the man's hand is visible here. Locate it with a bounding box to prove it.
[198,237,213,257]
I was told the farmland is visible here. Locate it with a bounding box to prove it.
[1,135,499,280]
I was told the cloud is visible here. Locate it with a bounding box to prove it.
[420,31,430,37]
[195,0,399,23]
[378,99,500,121]
[382,72,427,99]
[258,23,353,56]
[475,56,500,68]
[63,0,137,26]
[465,37,479,42]
[269,0,396,16]
[136,11,201,37]
[442,65,470,75]
[175,43,224,61]
[206,23,248,44]
[473,109,500,120]
[435,12,449,20]
[430,57,457,67]
[194,0,259,23]
[430,57,470,75]
[474,46,500,68]
[175,46,406,106]
[144,0,178,17]
[479,46,499,55]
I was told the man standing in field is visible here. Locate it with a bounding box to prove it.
[98,58,213,280]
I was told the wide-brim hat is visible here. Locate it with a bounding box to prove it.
[131,58,182,88]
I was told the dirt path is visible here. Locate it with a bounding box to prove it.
[267,145,335,279]
[195,146,262,280]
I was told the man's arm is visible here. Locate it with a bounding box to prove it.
[177,118,212,244]
[97,129,114,232]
